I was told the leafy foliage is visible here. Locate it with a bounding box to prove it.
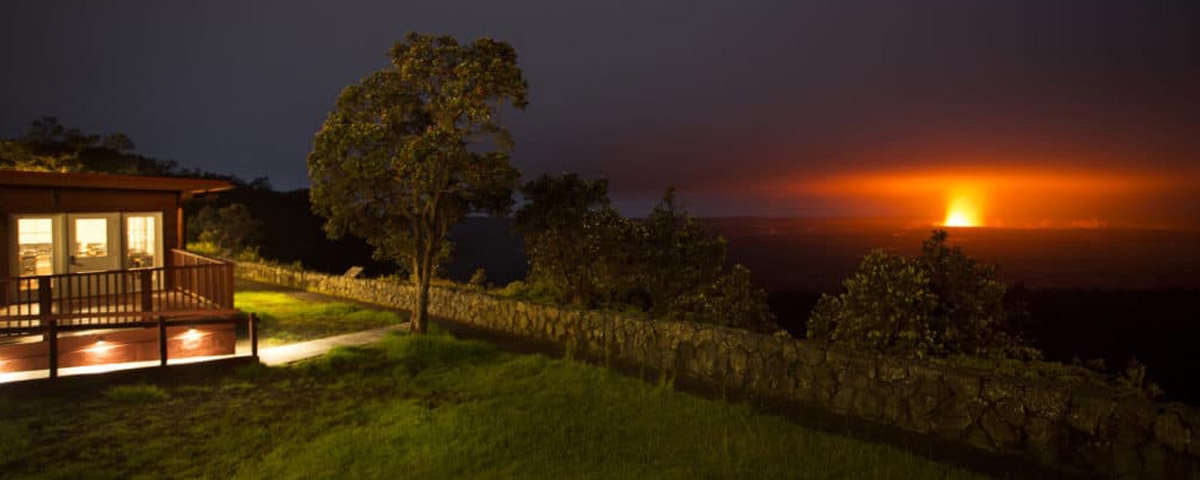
[308,32,528,333]
[188,203,263,255]
[1,116,266,188]
[1,116,176,175]
[515,176,777,332]
[808,230,1037,359]
[514,173,637,306]
[467,267,488,289]
[641,188,728,316]
[668,264,779,334]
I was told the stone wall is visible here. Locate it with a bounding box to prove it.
[237,261,1199,479]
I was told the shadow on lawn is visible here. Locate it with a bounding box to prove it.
[432,317,1086,480]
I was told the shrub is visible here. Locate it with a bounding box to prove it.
[808,231,1038,360]
[668,264,780,334]
[468,268,488,289]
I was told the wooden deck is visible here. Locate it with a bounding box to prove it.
[1,291,234,337]
[0,250,237,337]
[0,251,248,377]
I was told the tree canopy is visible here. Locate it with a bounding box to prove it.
[0,116,171,175]
[308,32,528,333]
[514,173,638,306]
[514,175,779,333]
[808,230,1037,359]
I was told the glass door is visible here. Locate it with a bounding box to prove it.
[16,217,57,277]
[67,214,120,273]
[124,213,161,269]
[12,216,63,304]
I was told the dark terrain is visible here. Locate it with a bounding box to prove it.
[217,189,1200,404]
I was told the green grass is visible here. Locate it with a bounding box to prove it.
[104,384,171,403]
[0,332,994,480]
[234,290,406,345]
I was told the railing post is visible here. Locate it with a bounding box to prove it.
[38,277,52,340]
[158,315,168,366]
[249,313,259,359]
[140,270,153,314]
[47,319,58,379]
[225,263,234,308]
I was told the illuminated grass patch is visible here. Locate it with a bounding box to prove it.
[0,333,996,479]
[234,290,405,345]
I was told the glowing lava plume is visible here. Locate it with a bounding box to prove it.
[943,195,982,227]
[779,166,1199,229]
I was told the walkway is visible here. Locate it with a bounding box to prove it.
[257,323,409,365]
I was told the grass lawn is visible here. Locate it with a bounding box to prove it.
[234,286,406,345]
[0,332,995,480]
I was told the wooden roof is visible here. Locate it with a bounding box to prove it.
[0,170,234,194]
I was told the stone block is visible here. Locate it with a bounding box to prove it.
[992,395,1027,429]
[964,424,993,450]
[929,396,986,436]
[1066,394,1115,436]
[1022,385,1070,420]
[796,342,826,368]
[1023,416,1064,462]
[830,387,856,414]
[1076,440,1116,475]
[876,357,908,382]
[979,409,1021,449]
[941,370,982,398]
[1153,411,1191,453]
[1139,442,1167,479]
[1102,408,1152,446]
[852,389,885,419]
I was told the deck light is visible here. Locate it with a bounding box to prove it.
[88,339,113,354]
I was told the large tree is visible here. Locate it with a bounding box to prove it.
[308,33,528,333]
[641,188,727,316]
[514,173,640,306]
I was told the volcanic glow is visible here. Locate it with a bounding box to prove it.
[778,166,1198,229]
[942,193,983,227]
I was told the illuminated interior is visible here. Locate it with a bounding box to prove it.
[73,218,109,258]
[126,215,157,268]
[17,218,54,276]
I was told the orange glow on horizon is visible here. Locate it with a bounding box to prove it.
[775,166,1198,229]
[940,187,979,226]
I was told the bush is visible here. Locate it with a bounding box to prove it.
[467,268,488,289]
[188,203,263,255]
[808,231,1038,360]
[494,280,563,306]
[668,264,781,334]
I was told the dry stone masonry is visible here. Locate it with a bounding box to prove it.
[237,261,1199,479]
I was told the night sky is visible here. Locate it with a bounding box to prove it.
[2,1,1197,225]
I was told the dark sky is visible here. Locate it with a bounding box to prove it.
[2,1,1197,224]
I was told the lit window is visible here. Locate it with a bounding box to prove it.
[126,216,157,268]
[74,219,109,258]
[17,218,54,276]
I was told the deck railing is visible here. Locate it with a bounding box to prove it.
[170,249,235,310]
[0,249,236,336]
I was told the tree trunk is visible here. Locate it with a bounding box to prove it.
[411,237,435,334]
[413,273,430,334]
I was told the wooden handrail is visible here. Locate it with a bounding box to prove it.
[0,251,236,337]
[170,248,229,266]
